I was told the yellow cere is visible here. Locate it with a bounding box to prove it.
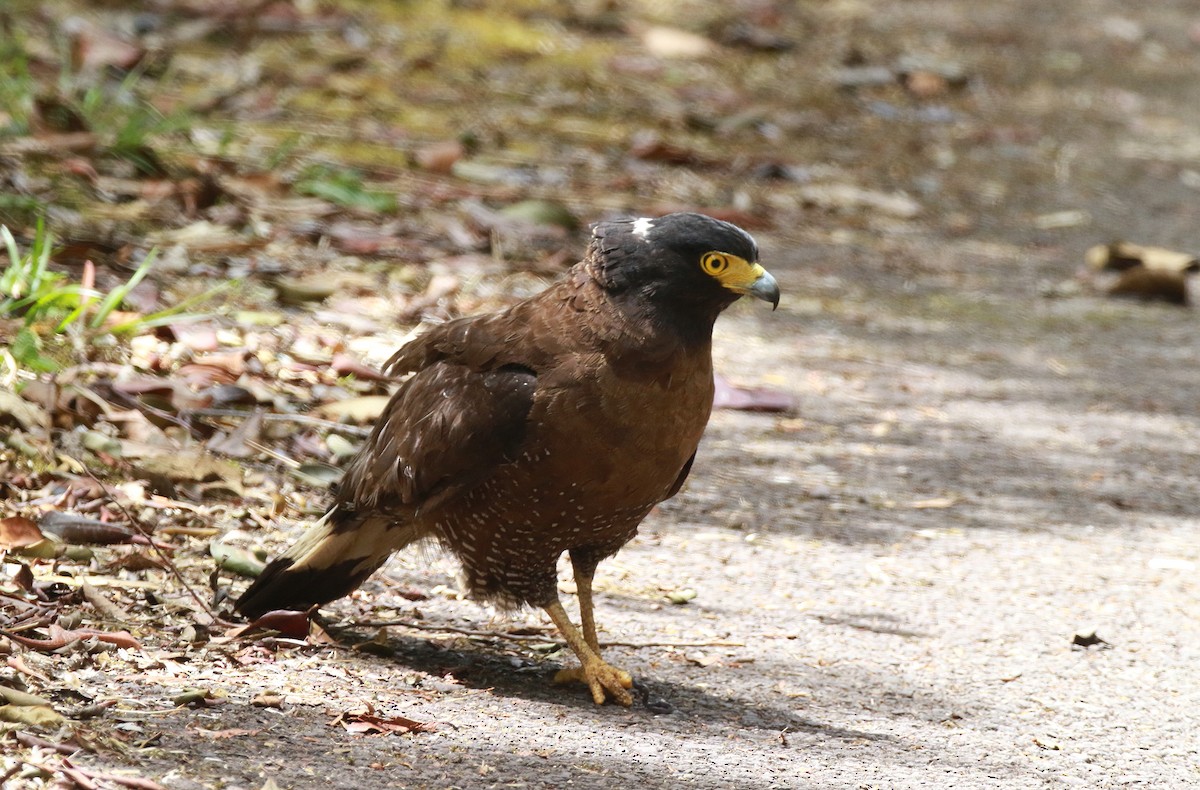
[701,252,766,291]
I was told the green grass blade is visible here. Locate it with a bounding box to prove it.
[28,216,52,292]
[89,248,157,328]
[0,225,22,296]
[107,279,236,334]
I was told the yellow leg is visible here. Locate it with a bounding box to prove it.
[574,563,601,653]
[545,599,633,706]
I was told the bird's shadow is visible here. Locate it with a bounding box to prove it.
[324,619,891,744]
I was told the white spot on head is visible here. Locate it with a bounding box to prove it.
[632,217,654,239]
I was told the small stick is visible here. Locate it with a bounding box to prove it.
[349,620,554,642]
[74,462,223,624]
[14,731,81,756]
[188,407,372,437]
[81,582,131,623]
[60,758,166,790]
[347,620,745,649]
[597,639,745,649]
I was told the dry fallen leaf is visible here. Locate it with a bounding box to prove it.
[332,705,437,735]
[39,511,144,545]
[414,140,465,173]
[1,389,51,430]
[246,609,312,639]
[0,704,65,728]
[315,395,391,423]
[0,516,45,548]
[194,727,263,739]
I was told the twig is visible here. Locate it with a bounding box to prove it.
[597,639,746,648]
[81,582,131,622]
[14,731,81,756]
[32,758,168,790]
[73,460,222,624]
[0,764,20,787]
[188,407,373,437]
[1,624,141,651]
[348,620,555,643]
[108,389,204,440]
[346,621,745,649]
[243,439,301,469]
[55,760,101,790]
[64,700,116,720]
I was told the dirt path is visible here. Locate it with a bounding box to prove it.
[5,0,1200,787]
[85,253,1200,790]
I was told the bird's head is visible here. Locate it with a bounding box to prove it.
[589,213,780,322]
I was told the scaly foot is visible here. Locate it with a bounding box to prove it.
[554,658,634,706]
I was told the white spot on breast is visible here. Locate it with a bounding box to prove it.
[632,217,654,239]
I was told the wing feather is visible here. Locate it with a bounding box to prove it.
[335,361,536,515]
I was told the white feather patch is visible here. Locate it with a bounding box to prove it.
[285,509,419,577]
[632,217,654,239]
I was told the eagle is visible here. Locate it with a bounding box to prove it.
[236,212,780,705]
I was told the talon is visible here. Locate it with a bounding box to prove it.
[554,662,634,706]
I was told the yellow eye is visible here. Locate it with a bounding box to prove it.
[701,252,729,275]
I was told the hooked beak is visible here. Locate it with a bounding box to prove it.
[738,265,780,310]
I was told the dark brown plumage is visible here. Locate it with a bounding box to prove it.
[236,212,780,705]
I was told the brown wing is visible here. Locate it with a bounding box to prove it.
[664,451,698,500]
[380,280,591,379]
[335,361,536,516]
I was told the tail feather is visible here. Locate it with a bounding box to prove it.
[235,507,419,619]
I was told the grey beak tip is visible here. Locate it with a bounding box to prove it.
[749,270,781,309]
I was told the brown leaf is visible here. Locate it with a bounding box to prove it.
[248,609,312,639]
[39,512,139,545]
[105,551,166,572]
[0,516,45,549]
[194,727,263,739]
[207,410,265,457]
[333,707,436,735]
[177,363,238,389]
[109,377,210,413]
[414,140,465,173]
[905,70,948,98]
[169,324,221,352]
[331,353,391,382]
[189,351,249,377]
[14,563,35,591]
[2,624,142,651]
